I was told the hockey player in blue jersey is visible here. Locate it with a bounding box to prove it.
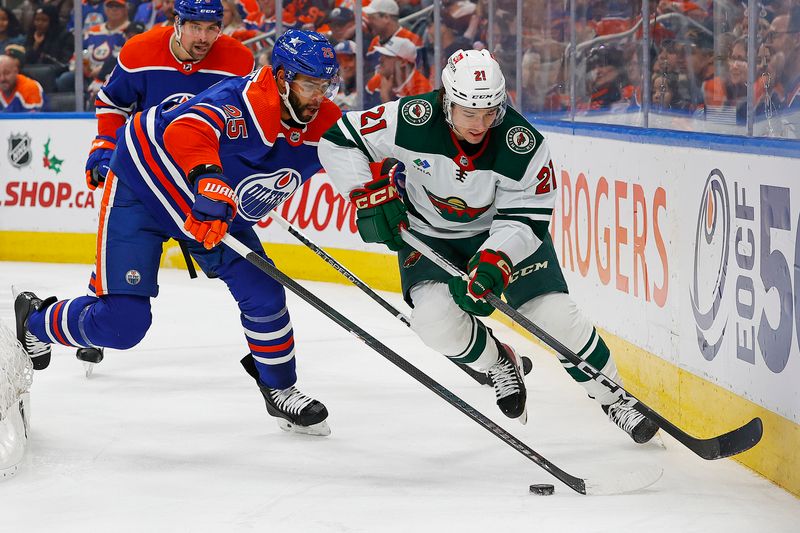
[78,0,253,370]
[13,29,342,436]
[85,0,254,192]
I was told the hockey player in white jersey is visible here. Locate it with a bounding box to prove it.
[318,49,659,442]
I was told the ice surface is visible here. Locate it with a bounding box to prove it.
[0,261,797,532]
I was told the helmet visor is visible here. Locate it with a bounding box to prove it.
[290,74,340,100]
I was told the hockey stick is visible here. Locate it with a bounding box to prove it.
[400,228,763,460]
[221,233,662,495]
[266,212,532,386]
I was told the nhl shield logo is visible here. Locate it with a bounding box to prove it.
[401,99,433,126]
[8,133,32,168]
[506,126,536,154]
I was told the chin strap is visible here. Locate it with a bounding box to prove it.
[277,82,315,125]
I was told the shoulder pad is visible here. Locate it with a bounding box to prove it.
[118,26,174,70]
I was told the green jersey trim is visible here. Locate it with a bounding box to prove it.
[341,116,375,163]
[322,122,359,149]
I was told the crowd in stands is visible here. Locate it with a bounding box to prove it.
[0,0,798,137]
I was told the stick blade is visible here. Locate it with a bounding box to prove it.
[583,465,664,496]
[699,417,764,460]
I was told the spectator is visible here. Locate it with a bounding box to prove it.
[704,37,748,109]
[4,43,26,71]
[326,7,356,43]
[776,7,800,115]
[222,0,250,37]
[86,21,147,105]
[67,0,108,32]
[582,45,626,111]
[365,35,431,103]
[364,0,422,53]
[332,39,357,109]
[685,30,715,109]
[424,13,471,72]
[23,5,74,71]
[0,7,24,51]
[134,0,168,28]
[245,0,279,33]
[0,53,44,112]
[56,0,130,93]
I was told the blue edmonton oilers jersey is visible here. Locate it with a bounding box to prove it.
[94,26,254,138]
[109,66,342,239]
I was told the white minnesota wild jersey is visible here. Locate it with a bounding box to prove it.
[318,91,557,266]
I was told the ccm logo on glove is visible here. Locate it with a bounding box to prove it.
[352,183,400,209]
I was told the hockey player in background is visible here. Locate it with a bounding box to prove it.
[78,0,253,369]
[14,30,342,436]
[318,49,659,442]
[84,0,254,192]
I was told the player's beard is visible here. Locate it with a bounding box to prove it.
[288,90,319,123]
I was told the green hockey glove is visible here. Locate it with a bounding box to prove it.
[349,161,408,252]
[448,249,513,316]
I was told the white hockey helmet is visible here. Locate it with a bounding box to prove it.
[441,49,507,128]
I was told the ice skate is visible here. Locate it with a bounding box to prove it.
[240,354,330,436]
[12,289,56,370]
[259,384,330,436]
[487,341,527,424]
[76,347,104,378]
[603,399,659,444]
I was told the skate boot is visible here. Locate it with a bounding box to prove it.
[13,290,56,370]
[259,384,330,436]
[76,347,104,378]
[240,354,330,436]
[603,399,659,444]
[487,341,527,424]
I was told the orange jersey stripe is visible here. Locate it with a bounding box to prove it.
[132,116,192,215]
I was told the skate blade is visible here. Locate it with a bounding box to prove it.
[276,418,331,437]
[517,405,528,425]
[84,362,95,378]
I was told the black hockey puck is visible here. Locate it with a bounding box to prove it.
[529,483,555,495]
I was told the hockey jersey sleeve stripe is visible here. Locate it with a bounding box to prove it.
[322,122,359,149]
[132,113,192,215]
[170,114,222,140]
[96,88,135,112]
[497,207,553,216]
[186,104,226,132]
[494,214,550,241]
[339,116,376,162]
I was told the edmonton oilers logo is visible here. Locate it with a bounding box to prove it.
[161,93,194,106]
[689,169,730,361]
[125,269,141,285]
[235,169,301,221]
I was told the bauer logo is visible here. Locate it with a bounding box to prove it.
[689,169,731,361]
[235,169,302,222]
[125,270,142,285]
[401,99,433,126]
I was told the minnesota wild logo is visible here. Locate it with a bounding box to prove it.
[425,187,491,222]
[42,138,64,174]
[401,99,433,126]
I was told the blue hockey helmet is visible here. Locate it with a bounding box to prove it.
[272,30,340,90]
[174,0,224,23]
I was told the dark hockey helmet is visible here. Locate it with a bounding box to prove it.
[174,0,224,23]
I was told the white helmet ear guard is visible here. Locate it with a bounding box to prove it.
[441,49,507,128]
